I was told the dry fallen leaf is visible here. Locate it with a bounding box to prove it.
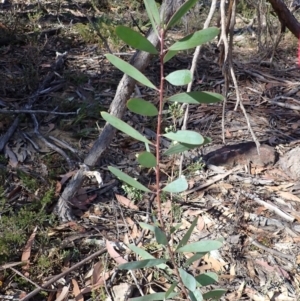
[106,240,127,265]
[115,194,139,210]
[71,279,83,301]
[21,226,38,274]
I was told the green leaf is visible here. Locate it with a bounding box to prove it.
[169,27,220,51]
[162,176,188,193]
[179,268,196,291]
[128,244,169,270]
[119,259,167,270]
[167,0,199,29]
[105,54,158,90]
[116,26,158,54]
[139,222,156,232]
[143,0,161,37]
[108,166,151,193]
[101,112,152,144]
[163,130,204,145]
[195,272,218,287]
[137,151,157,168]
[130,292,178,301]
[127,98,158,116]
[163,142,200,156]
[165,70,192,86]
[184,252,207,267]
[165,282,178,298]
[203,289,226,300]
[168,92,224,104]
[176,217,198,250]
[163,50,178,63]
[170,223,182,234]
[154,227,168,246]
[189,290,203,301]
[176,240,223,253]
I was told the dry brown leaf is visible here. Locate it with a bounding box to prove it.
[161,199,172,216]
[92,261,104,285]
[277,191,300,203]
[54,285,69,301]
[115,194,139,210]
[81,271,112,295]
[59,170,77,185]
[21,226,38,273]
[197,215,205,232]
[106,240,127,265]
[69,188,97,209]
[71,279,83,301]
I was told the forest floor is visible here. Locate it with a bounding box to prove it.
[0,0,300,300]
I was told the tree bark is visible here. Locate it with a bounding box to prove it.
[267,0,300,37]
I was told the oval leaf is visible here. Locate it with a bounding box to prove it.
[167,0,199,29]
[165,70,192,86]
[169,27,220,51]
[130,292,177,301]
[189,290,203,301]
[105,54,158,90]
[179,268,197,291]
[138,151,156,168]
[163,130,204,145]
[162,177,188,193]
[203,289,226,300]
[127,98,158,116]
[154,227,168,246]
[101,112,152,144]
[195,272,218,287]
[108,166,151,193]
[118,259,167,270]
[163,142,199,156]
[176,240,223,253]
[163,50,178,63]
[168,91,224,104]
[176,217,198,250]
[116,26,158,54]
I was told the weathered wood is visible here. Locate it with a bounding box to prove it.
[267,0,300,37]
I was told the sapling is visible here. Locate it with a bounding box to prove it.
[101,0,226,300]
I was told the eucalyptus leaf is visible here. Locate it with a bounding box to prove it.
[127,98,158,116]
[119,259,167,270]
[169,27,219,51]
[165,282,178,298]
[195,272,218,287]
[116,26,158,54]
[143,0,160,37]
[130,292,177,301]
[203,289,226,300]
[101,112,152,144]
[176,217,198,250]
[167,0,199,29]
[139,222,156,232]
[163,142,200,156]
[163,130,204,145]
[162,176,188,193]
[163,50,178,63]
[179,268,196,291]
[128,244,169,270]
[154,227,168,246]
[176,240,223,253]
[108,166,151,193]
[165,70,192,86]
[138,151,157,168]
[184,252,207,267]
[168,91,224,104]
[105,54,157,90]
[189,289,203,301]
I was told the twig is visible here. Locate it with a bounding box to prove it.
[0,109,76,115]
[179,0,217,176]
[31,114,74,169]
[240,190,294,222]
[248,237,295,261]
[182,166,241,196]
[0,117,19,152]
[20,248,107,301]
